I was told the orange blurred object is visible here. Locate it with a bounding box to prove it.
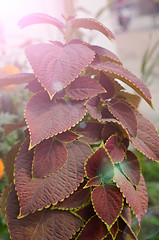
[1,65,21,90]
[0,158,4,180]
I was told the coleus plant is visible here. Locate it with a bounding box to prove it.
[0,13,159,240]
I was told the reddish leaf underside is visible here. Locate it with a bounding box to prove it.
[1,185,11,221]
[85,146,114,181]
[4,120,26,137]
[56,130,79,142]
[116,91,141,108]
[14,138,92,217]
[0,73,36,88]
[120,150,141,185]
[92,185,123,227]
[90,62,152,107]
[108,102,137,137]
[18,12,65,30]
[105,135,125,163]
[32,138,67,178]
[130,110,159,161]
[77,216,109,240]
[74,203,95,222]
[71,18,115,41]
[4,142,22,184]
[86,96,101,120]
[114,168,148,223]
[54,183,91,210]
[6,187,83,240]
[25,78,44,93]
[67,76,104,100]
[25,91,86,149]
[76,122,103,144]
[88,45,122,65]
[25,42,95,98]
[98,72,115,100]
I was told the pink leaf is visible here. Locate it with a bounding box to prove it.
[0,73,36,88]
[32,138,67,178]
[56,130,79,142]
[98,72,115,100]
[88,45,122,65]
[108,102,137,137]
[76,122,103,144]
[25,91,86,149]
[26,42,95,99]
[18,13,65,31]
[105,135,125,163]
[90,62,152,108]
[71,18,115,41]
[130,110,159,161]
[92,185,123,227]
[67,76,104,100]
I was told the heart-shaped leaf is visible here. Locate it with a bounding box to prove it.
[67,76,104,100]
[130,110,159,161]
[18,13,65,31]
[77,216,109,240]
[6,187,83,240]
[120,150,141,185]
[26,42,95,98]
[114,168,148,223]
[25,91,86,149]
[85,146,114,182]
[15,138,92,217]
[90,62,152,108]
[108,102,137,137]
[32,138,67,178]
[0,73,36,88]
[71,18,115,41]
[92,185,123,227]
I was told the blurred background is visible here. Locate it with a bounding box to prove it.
[0,0,159,239]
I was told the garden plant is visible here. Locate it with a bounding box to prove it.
[0,13,159,240]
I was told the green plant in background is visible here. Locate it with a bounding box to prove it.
[141,36,159,86]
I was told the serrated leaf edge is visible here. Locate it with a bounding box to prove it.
[91,185,124,230]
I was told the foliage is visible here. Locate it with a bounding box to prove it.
[0,13,159,240]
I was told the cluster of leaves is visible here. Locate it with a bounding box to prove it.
[0,13,159,240]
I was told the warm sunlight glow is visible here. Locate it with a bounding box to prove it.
[0,0,64,35]
[0,0,25,33]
